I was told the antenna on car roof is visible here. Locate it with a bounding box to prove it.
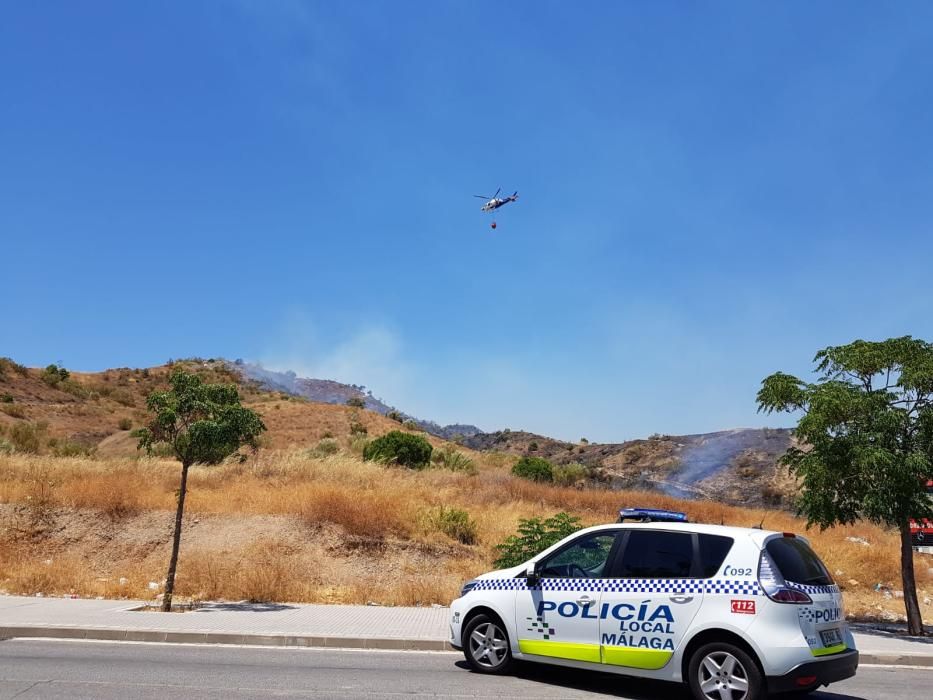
[753,518,765,530]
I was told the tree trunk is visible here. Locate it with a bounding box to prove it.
[161,461,190,612]
[899,522,925,636]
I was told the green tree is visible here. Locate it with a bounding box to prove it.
[346,396,366,409]
[135,368,265,611]
[494,512,582,568]
[757,337,933,635]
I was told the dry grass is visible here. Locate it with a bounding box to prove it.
[0,450,930,622]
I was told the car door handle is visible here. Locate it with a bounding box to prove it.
[576,595,594,606]
[669,595,694,604]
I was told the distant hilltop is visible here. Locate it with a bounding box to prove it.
[227,360,483,440]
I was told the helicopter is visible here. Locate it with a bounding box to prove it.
[474,187,519,212]
[473,188,518,229]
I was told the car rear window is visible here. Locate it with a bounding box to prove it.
[697,534,734,578]
[766,537,833,585]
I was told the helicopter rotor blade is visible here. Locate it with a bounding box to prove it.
[493,187,501,198]
[473,194,491,199]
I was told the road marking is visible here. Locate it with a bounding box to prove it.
[0,637,459,655]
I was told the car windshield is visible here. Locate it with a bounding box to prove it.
[766,537,833,586]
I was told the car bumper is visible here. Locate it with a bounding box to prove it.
[767,649,858,693]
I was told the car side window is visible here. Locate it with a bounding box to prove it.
[697,534,734,578]
[538,532,618,579]
[617,530,694,579]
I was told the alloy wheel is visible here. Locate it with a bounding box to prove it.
[697,650,750,700]
[468,621,509,669]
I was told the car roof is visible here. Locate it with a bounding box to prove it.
[579,521,786,547]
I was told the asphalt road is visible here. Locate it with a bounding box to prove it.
[0,639,928,699]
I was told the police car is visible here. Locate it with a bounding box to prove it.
[449,508,857,699]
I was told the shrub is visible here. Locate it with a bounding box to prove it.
[431,444,476,474]
[349,419,368,436]
[346,397,366,409]
[1,392,13,403]
[363,430,432,469]
[0,438,12,455]
[579,437,589,445]
[511,456,554,482]
[41,364,70,386]
[9,422,45,453]
[430,506,477,545]
[552,462,588,487]
[402,419,418,431]
[309,437,340,458]
[494,512,582,568]
[528,441,539,452]
[387,410,403,423]
[1,403,26,419]
[118,417,133,430]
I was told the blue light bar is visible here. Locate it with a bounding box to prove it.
[618,507,689,523]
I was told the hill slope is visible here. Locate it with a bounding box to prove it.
[463,427,795,508]
[1,357,795,507]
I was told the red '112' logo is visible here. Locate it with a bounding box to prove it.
[731,600,756,614]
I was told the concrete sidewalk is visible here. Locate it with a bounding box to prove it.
[1,595,931,665]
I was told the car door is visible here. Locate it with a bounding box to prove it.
[599,529,704,672]
[514,529,621,664]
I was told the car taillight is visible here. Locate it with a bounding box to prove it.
[758,550,813,604]
[769,588,813,603]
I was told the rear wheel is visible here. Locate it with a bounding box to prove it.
[462,613,513,674]
[687,642,763,700]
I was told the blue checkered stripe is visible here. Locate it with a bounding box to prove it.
[787,581,839,596]
[705,579,761,596]
[469,578,760,595]
[602,579,705,594]
[471,578,527,592]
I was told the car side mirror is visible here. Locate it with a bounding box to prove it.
[525,562,540,588]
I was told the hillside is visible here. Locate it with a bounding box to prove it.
[0,358,439,458]
[463,427,795,508]
[0,357,797,507]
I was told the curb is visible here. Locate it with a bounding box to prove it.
[0,626,455,652]
[860,652,933,667]
[3,627,931,667]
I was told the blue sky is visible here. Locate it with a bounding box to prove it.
[3,2,933,442]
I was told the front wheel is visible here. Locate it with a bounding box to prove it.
[687,642,763,700]
[462,613,513,674]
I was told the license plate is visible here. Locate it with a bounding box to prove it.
[820,628,842,647]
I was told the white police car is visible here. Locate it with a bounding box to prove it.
[449,508,857,699]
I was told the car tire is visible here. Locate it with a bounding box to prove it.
[687,642,763,700]
[462,613,513,674]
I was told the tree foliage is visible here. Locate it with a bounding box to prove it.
[363,430,432,469]
[758,337,933,529]
[494,512,582,568]
[135,368,265,467]
[758,336,933,635]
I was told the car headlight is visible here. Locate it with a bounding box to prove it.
[460,580,478,597]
